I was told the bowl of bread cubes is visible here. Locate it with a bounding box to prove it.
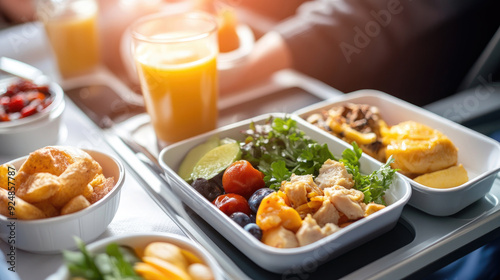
[0,146,125,253]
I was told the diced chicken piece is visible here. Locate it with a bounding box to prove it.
[364,202,385,217]
[281,175,310,208]
[296,215,325,247]
[289,174,314,185]
[262,226,299,248]
[315,159,354,190]
[312,198,340,226]
[325,186,365,220]
[288,174,323,196]
[321,223,340,236]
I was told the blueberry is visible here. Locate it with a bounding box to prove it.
[248,188,275,213]
[191,178,224,202]
[244,223,262,240]
[210,171,224,188]
[230,212,251,228]
[249,213,256,224]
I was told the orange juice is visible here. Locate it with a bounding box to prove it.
[135,42,218,144]
[41,0,100,78]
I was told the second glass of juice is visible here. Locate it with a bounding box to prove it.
[37,0,100,78]
[131,12,219,147]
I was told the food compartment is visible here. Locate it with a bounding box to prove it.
[294,90,500,216]
[159,113,411,273]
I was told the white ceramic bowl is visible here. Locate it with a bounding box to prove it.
[294,90,500,216]
[0,148,125,253]
[47,232,224,280]
[0,79,65,157]
[159,113,411,273]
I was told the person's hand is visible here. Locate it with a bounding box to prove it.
[219,31,292,94]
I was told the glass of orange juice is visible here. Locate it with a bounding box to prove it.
[131,12,219,147]
[36,0,100,78]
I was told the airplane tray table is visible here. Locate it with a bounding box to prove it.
[63,70,500,279]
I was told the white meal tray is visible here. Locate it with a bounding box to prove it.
[158,113,411,273]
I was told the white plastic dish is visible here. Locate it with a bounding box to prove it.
[159,113,411,273]
[47,232,224,280]
[294,90,500,216]
[0,79,65,156]
[0,148,125,253]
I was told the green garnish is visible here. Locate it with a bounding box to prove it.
[62,237,142,280]
[241,116,397,205]
[340,142,397,205]
[241,116,335,190]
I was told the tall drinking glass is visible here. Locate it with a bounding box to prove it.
[36,0,100,78]
[131,12,219,147]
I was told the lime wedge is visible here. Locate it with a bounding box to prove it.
[191,142,241,181]
[178,135,220,181]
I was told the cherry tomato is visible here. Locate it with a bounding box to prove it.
[222,160,265,199]
[213,193,251,216]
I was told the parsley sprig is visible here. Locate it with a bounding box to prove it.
[241,116,397,205]
[241,117,335,190]
[340,142,397,205]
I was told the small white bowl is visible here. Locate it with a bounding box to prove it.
[47,232,224,280]
[0,79,65,157]
[0,148,125,253]
[294,90,500,216]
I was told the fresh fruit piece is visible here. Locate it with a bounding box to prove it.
[20,104,38,118]
[222,160,265,199]
[413,164,468,189]
[180,249,202,265]
[134,262,170,280]
[229,212,251,228]
[218,8,240,53]
[178,136,220,181]
[244,223,263,240]
[8,95,26,112]
[143,242,188,270]
[191,142,241,181]
[256,191,302,232]
[248,188,275,213]
[213,193,251,216]
[188,263,214,280]
[142,256,191,280]
[190,178,224,202]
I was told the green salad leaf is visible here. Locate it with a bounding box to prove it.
[62,237,142,280]
[241,116,335,190]
[240,116,397,204]
[340,142,397,205]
